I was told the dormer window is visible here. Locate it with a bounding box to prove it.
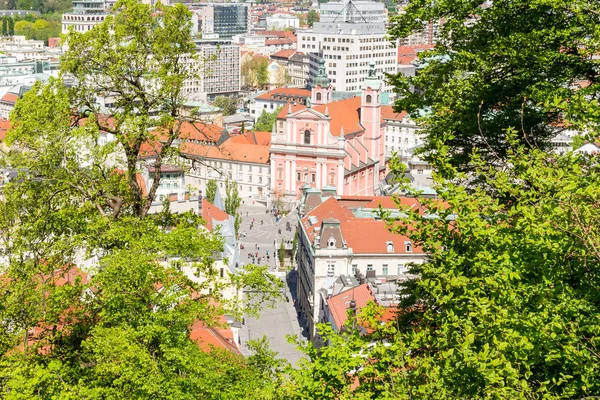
[327,235,336,248]
[405,241,412,253]
[304,130,311,144]
[366,94,372,104]
[386,241,394,253]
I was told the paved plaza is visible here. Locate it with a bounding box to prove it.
[237,201,309,366]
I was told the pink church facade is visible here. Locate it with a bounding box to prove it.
[270,61,387,201]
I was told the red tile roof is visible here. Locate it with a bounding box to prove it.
[277,99,411,138]
[227,130,271,146]
[190,321,241,355]
[0,92,18,104]
[301,196,425,255]
[381,105,408,121]
[201,198,231,231]
[0,118,10,141]
[271,49,296,59]
[313,97,364,137]
[327,284,374,330]
[180,136,270,164]
[256,87,311,101]
[397,44,435,64]
[265,38,295,46]
[337,195,425,211]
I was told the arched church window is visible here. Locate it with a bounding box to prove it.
[304,130,311,144]
[366,94,372,104]
[316,92,322,101]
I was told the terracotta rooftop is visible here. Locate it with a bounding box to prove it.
[201,198,231,231]
[277,98,411,138]
[0,118,9,141]
[327,284,374,330]
[227,130,271,146]
[271,49,296,59]
[0,92,18,104]
[180,135,270,164]
[256,87,311,101]
[266,38,295,46]
[397,44,435,64]
[381,105,408,121]
[301,196,425,255]
[190,321,241,355]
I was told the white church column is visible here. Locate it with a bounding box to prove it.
[337,161,344,195]
[322,163,327,187]
[316,161,321,188]
[291,159,297,194]
[285,160,291,192]
[270,157,276,192]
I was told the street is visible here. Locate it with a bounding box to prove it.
[237,201,308,366]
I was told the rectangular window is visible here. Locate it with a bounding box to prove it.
[397,264,405,275]
[382,264,388,276]
[259,176,263,183]
[297,172,301,181]
[351,264,358,275]
[327,263,335,277]
[367,264,373,271]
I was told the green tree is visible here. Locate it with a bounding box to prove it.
[213,96,237,116]
[306,9,319,27]
[278,240,285,268]
[255,107,282,132]
[205,179,218,204]
[2,17,7,36]
[283,140,600,399]
[8,16,14,35]
[241,56,269,89]
[0,1,282,397]
[571,134,588,150]
[388,0,600,174]
[56,0,200,218]
[224,178,242,234]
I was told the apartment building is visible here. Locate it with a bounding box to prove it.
[62,0,108,34]
[297,0,397,93]
[295,190,428,340]
[183,39,240,102]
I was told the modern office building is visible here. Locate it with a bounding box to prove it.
[62,0,108,34]
[183,39,240,102]
[297,0,397,93]
[192,3,249,40]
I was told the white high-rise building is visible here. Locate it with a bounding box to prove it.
[297,0,397,93]
[62,0,108,34]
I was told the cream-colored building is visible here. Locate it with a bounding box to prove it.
[296,190,429,340]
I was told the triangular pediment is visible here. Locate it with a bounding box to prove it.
[288,108,328,120]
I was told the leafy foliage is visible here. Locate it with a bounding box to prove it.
[388,0,600,173]
[205,179,218,204]
[0,1,282,397]
[306,10,319,27]
[213,96,237,116]
[255,108,282,132]
[241,56,269,89]
[224,178,242,234]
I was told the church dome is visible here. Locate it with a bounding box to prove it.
[313,58,330,88]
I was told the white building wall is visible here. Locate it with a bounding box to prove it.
[298,31,397,93]
[383,115,423,157]
[185,158,270,200]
